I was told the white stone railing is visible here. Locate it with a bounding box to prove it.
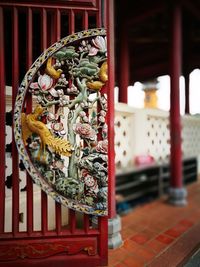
[115,102,200,171]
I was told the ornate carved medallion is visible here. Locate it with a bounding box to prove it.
[14,28,108,216]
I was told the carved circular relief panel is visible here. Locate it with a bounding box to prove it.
[14,28,108,216]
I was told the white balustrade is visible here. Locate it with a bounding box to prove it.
[115,103,200,172]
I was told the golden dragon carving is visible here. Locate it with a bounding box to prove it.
[21,105,72,160]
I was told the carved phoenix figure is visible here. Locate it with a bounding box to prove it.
[21,105,72,160]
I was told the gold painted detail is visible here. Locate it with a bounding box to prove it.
[87,61,108,90]
[21,105,72,159]
[46,57,63,79]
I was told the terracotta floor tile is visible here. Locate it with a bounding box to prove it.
[135,246,156,263]
[108,248,130,265]
[178,219,194,227]
[147,222,165,233]
[123,239,143,254]
[114,262,128,267]
[155,234,174,244]
[145,239,167,254]
[140,228,158,240]
[122,255,145,267]
[164,224,190,238]
[164,228,184,238]
[108,180,200,267]
[131,233,149,245]
[121,228,137,241]
[129,222,148,232]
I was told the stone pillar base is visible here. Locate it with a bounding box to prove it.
[92,214,123,249]
[108,215,123,249]
[168,187,187,206]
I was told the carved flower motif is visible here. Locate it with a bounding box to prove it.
[47,112,57,121]
[73,123,96,140]
[85,175,96,187]
[30,74,53,91]
[52,122,64,132]
[102,124,108,134]
[29,140,40,150]
[95,139,108,154]
[88,182,99,194]
[51,122,66,136]
[81,169,89,178]
[38,74,53,90]
[89,36,107,56]
[88,46,99,56]
[52,159,65,170]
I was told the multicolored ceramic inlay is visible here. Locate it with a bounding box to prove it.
[14,28,108,216]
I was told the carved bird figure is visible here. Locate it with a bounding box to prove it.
[45,57,63,79]
[21,105,72,160]
[99,61,108,83]
[86,61,108,91]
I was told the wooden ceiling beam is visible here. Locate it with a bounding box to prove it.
[181,0,200,20]
[130,62,168,82]
[126,2,166,26]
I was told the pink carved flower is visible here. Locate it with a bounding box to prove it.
[88,181,99,194]
[38,74,53,90]
[85,175,96,187]
[73,123,96,140]
[88,46,99,56]
[52,159,64,170]
[102,124,108,134]
[30,74,53,91]
[52,122,64,132]
[81,169,89,178]
[93,36,107,51]
[95,139,108,154]
[89,36,107,56]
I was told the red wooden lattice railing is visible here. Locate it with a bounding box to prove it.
[0,1,109,266]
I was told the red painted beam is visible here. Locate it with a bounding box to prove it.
[0,6,6,234]
[118,19,129,103]
[26,7,34,236]
[182,0,200,20]
[83,10,89,29]
[12,6,20,236]
[0,1,98,10]
[41,8,47,50]
[69,9,75,34]
[41,7,48,235]
[107,0,116,218]
[54,9,61,42]
[130,62,168,83]
[170,4,183,188]
[127,2,166,26]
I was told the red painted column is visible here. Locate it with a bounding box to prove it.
[107,0,116,219]
[185,72,190,114]
[106,0,122,249]
[169,4,187,205]
[118,16,129,103]
[0,6,6,234]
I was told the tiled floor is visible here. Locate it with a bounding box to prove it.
[108,180,200,267]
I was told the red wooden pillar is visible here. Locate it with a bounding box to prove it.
[106,0,123,248]
[107,0,116,219]
[169,3,187,205]
[0,7,6,234]
[185,72,190,114]
[118,15,129,103]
